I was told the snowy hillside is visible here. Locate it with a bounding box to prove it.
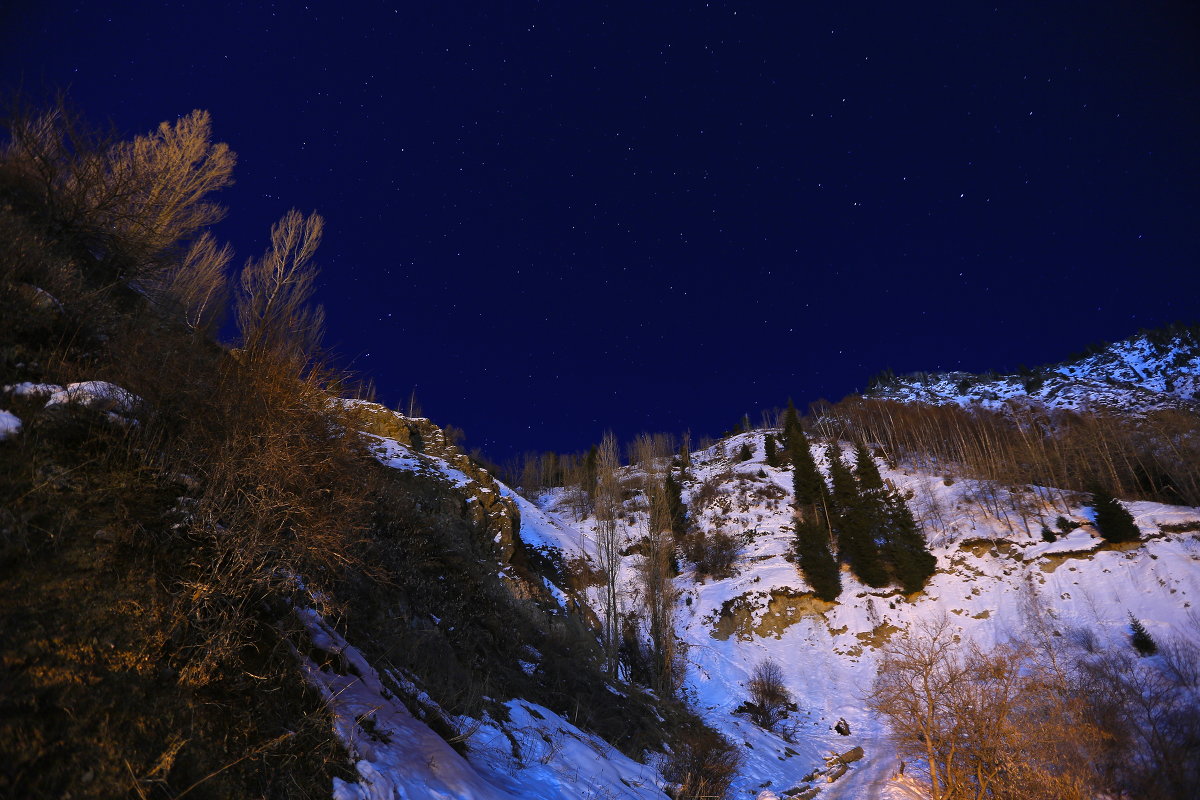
[868,327,1200,415]
[518,430,1200,799]
[303,413,676,800]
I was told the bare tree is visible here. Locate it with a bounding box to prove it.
[109,109,235,258]
[147,230,232,333]
[593,431,623,676]
[640,465,679,694]
[869,615,1106,800]
[236,209,326,369]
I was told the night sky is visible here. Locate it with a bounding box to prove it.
[3,2,1198,459]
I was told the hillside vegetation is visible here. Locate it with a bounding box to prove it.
[0,101,730,799]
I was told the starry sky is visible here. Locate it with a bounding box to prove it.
[3,2,1198,459]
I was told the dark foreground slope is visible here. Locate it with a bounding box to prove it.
[0,105,731,799]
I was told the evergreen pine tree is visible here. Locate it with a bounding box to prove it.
[764,435,778,468]
[1090,485,1141,543]
[881,492,937,593]
[795,515,842,601]
[1129,613,1158,656]
[738,441,753,461]
[826,444,889,588]
[583,444,599,502]
[853,442,885,492]
[849,442,935,592]
[787,409,824,508]
[780,399,799,442]
[664,470,687,541]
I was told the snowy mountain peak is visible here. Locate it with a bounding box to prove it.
[867,325,1200,415]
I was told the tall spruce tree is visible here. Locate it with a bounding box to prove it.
[778,402,842,598]
[881,492,937,593]
[852,442,936,592]
[764,435,779,468]
[853,442,886,493]
[827,444,889,588]
[784,402,825,508]
[664,469,687,541]
[795,516,842,601]
[583,444,599,502]
[1090,485,1141,543]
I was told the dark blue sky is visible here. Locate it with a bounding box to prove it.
[3,2,1198,459]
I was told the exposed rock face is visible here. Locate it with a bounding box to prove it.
[345,400,527,582]
[710,589,837,641]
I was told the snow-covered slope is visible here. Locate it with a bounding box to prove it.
[521,430,1200,799]
[298,608,664,800]
[303,414,675,800]
[869,328,1200,415]
[308,395,1200,799]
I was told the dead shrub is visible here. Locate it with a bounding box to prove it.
[661,720,741,800]
[691,474,722,511]
[685,528,740,580]
[746,659,792,730]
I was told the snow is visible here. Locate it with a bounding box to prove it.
[872,330,1200,416]
[317,392,1200,799]
[44,381,141,414]
[4,382,63,399]
[0,409,21,440]
[363,433,473,489]
[295,607,666,800]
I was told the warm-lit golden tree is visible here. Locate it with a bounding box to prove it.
[235,209,326,369]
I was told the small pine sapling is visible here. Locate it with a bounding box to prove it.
[1055,515,1081,534]
[1129,614,1158,656]
[764,435,778,468]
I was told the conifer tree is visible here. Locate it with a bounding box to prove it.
[664,469,687,541]
[795,516,842,601]
[582,444,599,504]
[738,441,753,461]
[881,492,937,593]
[1091,485,1141,543]
[827,444,889,588]
[853,442,886,493]
[851,442,935,592]
[1129,613,1158,656]
[777,402,841,598]
[764,435,778,468]
[785,403,824,508]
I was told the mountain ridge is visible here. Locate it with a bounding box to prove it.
[865,325,1200,416]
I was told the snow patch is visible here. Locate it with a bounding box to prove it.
[44,381,141,414]
[0,409,21,440]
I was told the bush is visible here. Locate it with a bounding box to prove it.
[747,659,792,730]
[661,721,740,800]
[685,529,740,580]
[1090,486,1141,544]
[1055,515,1082,534]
